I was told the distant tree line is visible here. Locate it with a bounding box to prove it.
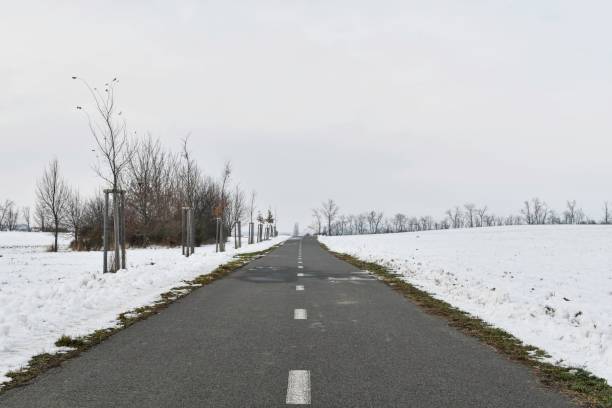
[28,136,274,252]
[312,198,612,236]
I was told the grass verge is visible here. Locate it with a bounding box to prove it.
[0,245,279,394]
[321,243,612,408]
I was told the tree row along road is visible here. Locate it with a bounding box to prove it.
[0,237,576,407]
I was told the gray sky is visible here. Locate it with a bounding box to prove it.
[2,1,612,232]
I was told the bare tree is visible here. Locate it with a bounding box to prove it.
[367,210,384,234]
[532,198,548,224]
[548,210,561,224]
[564,200,577,224]
[445,206,462,228]
[5,204,19,231]
[75,77,136,268]
[0,200,19,231]
[336,215,348,235]
[246,190,257,244]
[180,136,201,208]
[603,201,610,225]
[34,202,48,231]
[356,213,367,234]
[476,206,488,227]
[521,200,532,224]
[248,190,257,223]
[216,161,232,251]
[521,198,548,224]
[311,209,322,235]
[36,159,70,251]
[74,76,134,190]
[575,208,586,224]
[383,217,394,233]
[393,213,407,232]
[126,134,170,245]
[265,208,275,238]
[419,215,434,231]
[463,203,476,228]
[22,206,31,231]
[231,185,246,226]
[0,199,14,230]
[228,184,246,247]
[320,199,340,236]
[66,189,85,249]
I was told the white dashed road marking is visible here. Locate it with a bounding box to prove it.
[298,265,304,269]
[296,285,304,291]
[298,273,304,277]
[294,309,307,319]
[286,370,311,405]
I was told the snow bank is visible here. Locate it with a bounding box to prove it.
[0,235,288,384]
[320,226,612,383]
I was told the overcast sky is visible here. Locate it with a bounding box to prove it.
[2,1,612,232]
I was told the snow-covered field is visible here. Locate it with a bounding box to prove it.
[0,231,288,385]
[320,225,612,383]
[0,231,72,252]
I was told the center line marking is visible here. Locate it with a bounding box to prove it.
[297,273,304,277]
[296,285,304,291]
[294,309,307,319]
[298,265,303,269]
[286,370,311,405]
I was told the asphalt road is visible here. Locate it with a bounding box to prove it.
[0,236,576,407]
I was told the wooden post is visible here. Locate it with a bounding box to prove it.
[181,208,186,256]
[103,190,109,273]
[190,208,195,255]
[233,223,238,249]
[238,221,242,248]
[215,217,220,253]
[182,207,194,257]
[185,208,189,258]
[120,191,126,269]
[185,207,191,258]
[220,217,225,252]
[112,191,120,272]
